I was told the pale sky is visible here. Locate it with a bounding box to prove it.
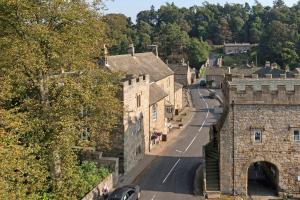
[102,0,298,22]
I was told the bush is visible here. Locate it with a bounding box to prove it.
[77,161,111,198]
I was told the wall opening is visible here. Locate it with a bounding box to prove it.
[247,161,279,197]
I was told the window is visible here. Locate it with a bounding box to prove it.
[294,130,300,142]
[254,130,262,143]
[136,94,141,107]
[152,104,157,121]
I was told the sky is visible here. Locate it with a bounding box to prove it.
[102,0,297,22]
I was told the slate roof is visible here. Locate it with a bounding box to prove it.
[106,52,174,82]
[168,64,188,75]
[175,82,183,91]
[206,67,227,76]
[149,83,168,105]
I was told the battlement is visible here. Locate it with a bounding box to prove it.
[123,74,150,88]
[226,77,300,105]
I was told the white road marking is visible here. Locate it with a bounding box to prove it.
[162,158,181,184]
[183,88,209,153]
[160,88,210,185]
[151,194,157,200]
[175,149,183,153]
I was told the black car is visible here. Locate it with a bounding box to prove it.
[199,79,207,87]
[107,185,141,200]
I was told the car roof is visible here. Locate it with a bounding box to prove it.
[108,186,135,198]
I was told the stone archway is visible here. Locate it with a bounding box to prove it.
[247,161,279,197]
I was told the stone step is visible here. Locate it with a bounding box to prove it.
[206,161,219,165]
[206,191,221,199]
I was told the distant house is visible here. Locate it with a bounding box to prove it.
[101,45,182,173]
[224,43,251,55]
[206,65,295,88]
[168,61,196,86]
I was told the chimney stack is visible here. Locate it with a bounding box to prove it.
[128,44,135,57]
[148,44,158,57]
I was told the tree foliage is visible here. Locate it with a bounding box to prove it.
[0,0,121,199]
[105,0,300,68]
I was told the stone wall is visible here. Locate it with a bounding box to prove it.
[82,174,113,200]
[123,75,150,173]
[220,78,300,196]
[149,98,167,150]
[232,104,300,195]
[175,87,183,111]
[156,75,175,106]
[206,74,225,88]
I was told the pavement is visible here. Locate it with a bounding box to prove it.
[118,85,220,200]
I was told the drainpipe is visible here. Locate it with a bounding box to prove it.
[232,100,235,195]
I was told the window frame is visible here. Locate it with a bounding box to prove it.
[254,129,262,143]
[294,130,300,142]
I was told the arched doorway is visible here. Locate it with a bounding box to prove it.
[247,161,279,197]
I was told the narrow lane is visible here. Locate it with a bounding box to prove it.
[135,86,220,200]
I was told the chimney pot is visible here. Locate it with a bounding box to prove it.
[128,44,135,56]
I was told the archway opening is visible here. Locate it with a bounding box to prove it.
[247,161,279,197]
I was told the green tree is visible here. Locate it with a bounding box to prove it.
[0,0,121,199]
[217,17,232,44]
[104,14,135,55]
[155,22,189,60]
[187,38,210,68]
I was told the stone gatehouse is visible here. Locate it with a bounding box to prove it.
[204,75,300,198]
[219,77,300,196]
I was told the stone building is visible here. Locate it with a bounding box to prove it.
[168,61,196,86]
[224,43,251,55]
[101,45,177,173]
[205,66,295,89]
[204,75,300,198]
[174,82,184,114]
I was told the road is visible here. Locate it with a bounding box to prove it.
[135,86,220,200]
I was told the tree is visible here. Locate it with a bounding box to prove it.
[187,38,210,68]
[155,22,189,61]
[0,1,121,199]
[282,41,299,68]
[103,14,135,55]
[217,18,232,44]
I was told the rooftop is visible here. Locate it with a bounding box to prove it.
[206,66,295,78]
[149,82,168,105]
[106,52,174,82]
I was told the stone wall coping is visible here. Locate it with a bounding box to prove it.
[229,78,300,92]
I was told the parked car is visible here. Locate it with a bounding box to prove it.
[199,79,207,87]
[107,185,141,200]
